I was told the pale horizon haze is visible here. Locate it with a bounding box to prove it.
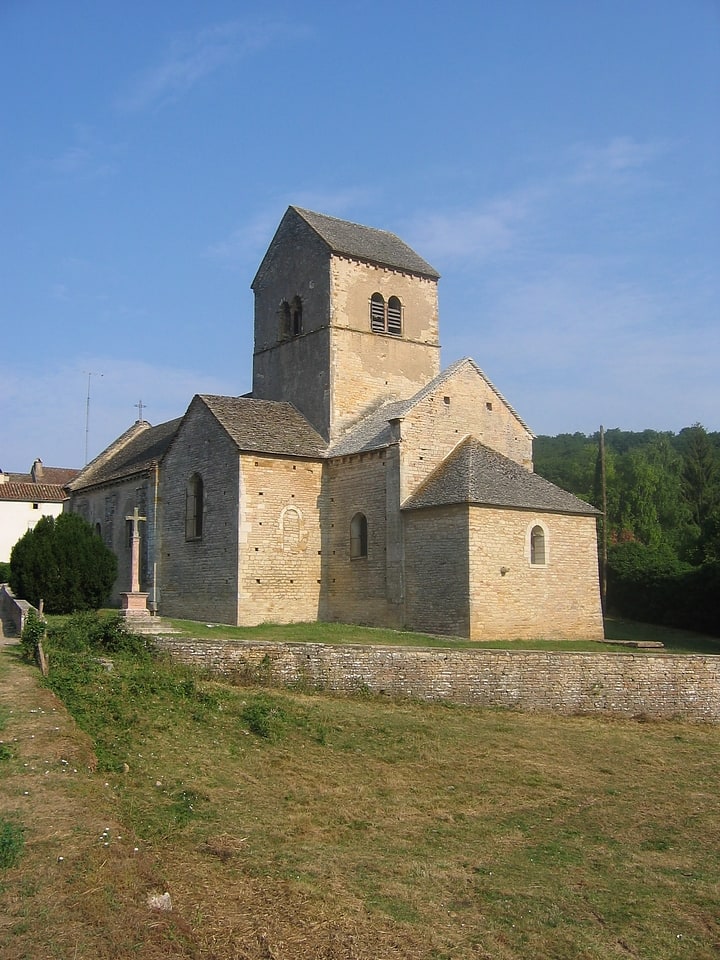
[2,0,718,472]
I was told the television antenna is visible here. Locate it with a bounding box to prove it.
[84,371,103,465]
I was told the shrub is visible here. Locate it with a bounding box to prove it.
[20,608,47,661]
[607,543,720,635]
[46,611,151,657]
[10,513,117,613]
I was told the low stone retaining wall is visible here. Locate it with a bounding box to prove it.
[0,584,35,637]
[154,637,720,723]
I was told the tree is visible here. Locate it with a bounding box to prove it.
[10,513,117,613]
[679,423,720,529]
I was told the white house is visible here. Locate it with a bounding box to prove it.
[0,460,79,563]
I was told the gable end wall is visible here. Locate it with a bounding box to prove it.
[237,453,323,625]
[400,364,533,502]
[159,404,241,624]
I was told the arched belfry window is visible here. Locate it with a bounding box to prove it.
[186,474,204,541]
[370,293,385,333]
[350,512,368,559]
[369,293,402,336]
[530,524,546,565]
[387,296,402,335]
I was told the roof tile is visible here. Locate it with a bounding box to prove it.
[0,483,69,503]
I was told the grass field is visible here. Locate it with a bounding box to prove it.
[161,614,720,655]
[1,615,718,959]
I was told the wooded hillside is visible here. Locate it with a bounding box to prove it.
[534,425,720,635]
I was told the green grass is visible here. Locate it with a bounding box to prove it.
[33,613,720,959]
[604,616,720,654]
[157,614,720,655]
[0,819,24,870]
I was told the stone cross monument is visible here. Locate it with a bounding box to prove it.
[120,506,151,622]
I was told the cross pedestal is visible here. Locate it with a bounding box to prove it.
[120,506,151,622]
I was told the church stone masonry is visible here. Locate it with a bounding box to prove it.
[68,206,604,640]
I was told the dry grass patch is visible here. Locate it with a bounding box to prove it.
[2,615,720,959]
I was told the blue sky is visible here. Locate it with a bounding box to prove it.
[2,0,718,471]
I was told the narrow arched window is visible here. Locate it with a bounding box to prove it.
[186,474,204,540]
[350,512,368,559]
[291,296,303,336]
[279,300,291,339]
[530,525,546,565]
[387,296,402,336]
[370,293,385,333]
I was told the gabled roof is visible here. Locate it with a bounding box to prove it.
[0,483,69,503]
[197,395,326,458]
[3,466,79,486]
[69,418,182,491]
[254,206,440,285]
[326,357,532,458]
[403,437,600,516]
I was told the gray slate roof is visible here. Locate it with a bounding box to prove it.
[70,418,182,490]
[198,395,326,458]
[291,207,440,280]
[327,358,532,458]
[403,437,600,515]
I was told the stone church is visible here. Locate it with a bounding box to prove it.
[68,206,603,640]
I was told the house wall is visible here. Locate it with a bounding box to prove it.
[327,257,440,439]
[467,507,604,641]
[323,450,400,627]
[236,453,323,625]
[159,403,241,625]
[0,500,65,563]
[403,505,470,637]
[70,476,155,606]
[399,363,533,503]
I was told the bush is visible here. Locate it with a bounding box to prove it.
[10,513,117,613]
[608,542,720,635]
[46,612,151,658]
[20,608,47,661]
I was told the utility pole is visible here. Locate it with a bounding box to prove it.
[599,425,608,612]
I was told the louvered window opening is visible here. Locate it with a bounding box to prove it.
[370,294,386,333]
[369,293,402,336]
[387,296,402,335]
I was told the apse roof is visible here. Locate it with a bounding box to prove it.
[403,437,600,515]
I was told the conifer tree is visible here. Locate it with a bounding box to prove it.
[10,513,117,613]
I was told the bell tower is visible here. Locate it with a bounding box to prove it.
[251,206,441,441]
